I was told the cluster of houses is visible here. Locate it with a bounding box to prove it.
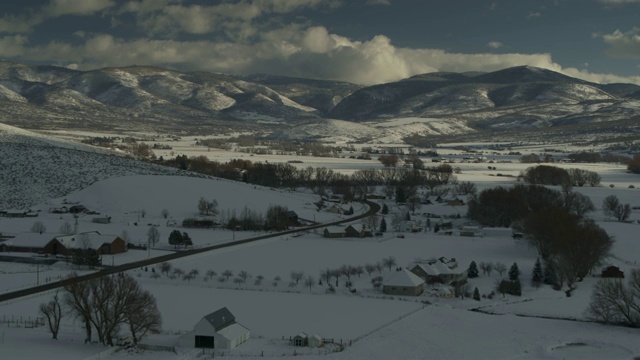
[0,231,127,256]
[382,258,468,297]
[323,225,373,238]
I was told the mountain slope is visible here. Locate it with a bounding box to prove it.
[0,62,639,138]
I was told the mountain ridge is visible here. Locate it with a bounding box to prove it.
[0,62,638,139]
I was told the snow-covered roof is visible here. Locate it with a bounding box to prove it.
[217,323,250,341]
[384,268,424,287]
[2,232,55,247]
[202,307,236,331]
[55,232,120,249]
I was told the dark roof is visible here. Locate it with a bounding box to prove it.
[285,211,298,218]
[203,307,236,331]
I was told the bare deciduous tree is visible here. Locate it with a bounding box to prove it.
[40,292,63,340]
[290,271,304,285]
[31,221,46,234]
[382,256,397,271]
[495,262,507,277]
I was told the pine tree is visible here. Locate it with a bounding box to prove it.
[511,279,522,296]
[543,259,557,286]
[405,212,411,221]
[508,262,520,281]
[381,204,389,215]
[467,261,479,278]
[380,217,387,232]
[473,287,480,301]
[531,258,543,289]
[395,187,406,204]
[434,223,440,233]
[168,230,182,248]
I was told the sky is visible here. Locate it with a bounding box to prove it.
[0,0,639,85]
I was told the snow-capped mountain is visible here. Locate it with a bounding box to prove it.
[0,61,639,139]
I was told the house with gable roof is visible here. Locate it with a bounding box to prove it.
[382,268,425,296]
[180,307,250,350]
[410,258,467,286]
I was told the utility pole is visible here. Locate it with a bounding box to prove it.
[36,263,39,286]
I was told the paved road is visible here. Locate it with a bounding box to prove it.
[0,200,380,303]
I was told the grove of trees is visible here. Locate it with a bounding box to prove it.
[61,273,161,345]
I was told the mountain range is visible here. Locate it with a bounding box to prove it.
[0,61,639,142]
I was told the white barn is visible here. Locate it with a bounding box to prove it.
[179,307,250,350]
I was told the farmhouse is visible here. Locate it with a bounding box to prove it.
[323,225,372,238]
[601,265,624,278]
[0,233,65,255]
[180,307,250,350]
[411,258,467,286]
[55,233,127,255]
[383,268,425,296]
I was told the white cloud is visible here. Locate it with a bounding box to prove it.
[5,25,640,86]
[600,28,640,58]
[527,11,541,18]
[598,0,640,4]
[487,41,503,49]
[0,0,115,33]
[366,0,391,5]
[45,0,116,17]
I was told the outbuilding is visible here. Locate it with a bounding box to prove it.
[181,307,250,350]
[383,268,425,296]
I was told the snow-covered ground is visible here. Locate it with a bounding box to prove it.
[2,125,640,359]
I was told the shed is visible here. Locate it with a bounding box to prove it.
[382,268,425,296]
[293,332,308,347]
[601,266,624,278]
[181,307,250,350]
[308,334,323,348]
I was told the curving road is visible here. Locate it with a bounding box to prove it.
[0,200,380,303]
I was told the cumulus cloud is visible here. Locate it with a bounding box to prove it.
[45,0,116,17]
[487,41,503,49]
[600,28,640,58]
[367,0,391,5]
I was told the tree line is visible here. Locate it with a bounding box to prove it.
[468,184,613,291]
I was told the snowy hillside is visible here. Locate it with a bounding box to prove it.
[1,62,640,138]
[0,123,186,209]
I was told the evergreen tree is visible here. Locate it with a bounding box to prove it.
[405,212,411,221]
[434,223,440,233]
[467,261,479,278]
[512,279,522,296]
[543,259,557,286]
[168,230,182,248]
[380,217,387,232]
[381,204,389,215]
[531,258,543,289]
[473,287,480,301]
[395,186,407,204]
[182,232,192,247]
[508,262,520,281]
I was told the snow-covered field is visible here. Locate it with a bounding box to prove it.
[2,125,640,359]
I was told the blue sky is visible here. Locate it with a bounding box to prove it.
[0,0,639,84]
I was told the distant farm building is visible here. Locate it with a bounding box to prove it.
[323,225,372,239]
[382,268,425,296]
[180,307,250,350]
[0,232,127,256]
[601,266,624,279]
[292,333,308,347]
[411,258,467,286]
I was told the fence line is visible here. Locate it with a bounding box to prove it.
[0,314,45,328]
[350,304,426,345]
